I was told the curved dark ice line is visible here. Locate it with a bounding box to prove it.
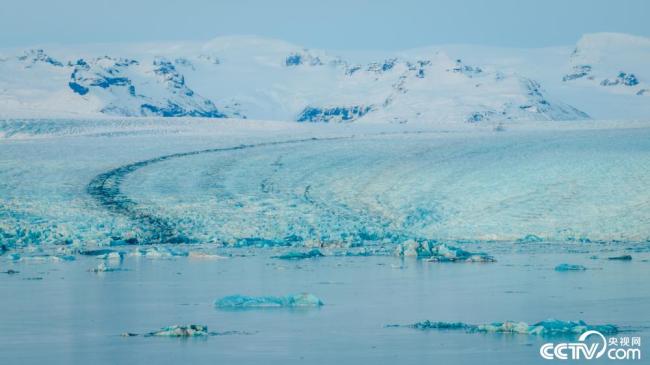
[87,137,350,244]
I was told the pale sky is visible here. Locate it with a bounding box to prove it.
[2,0,649,49]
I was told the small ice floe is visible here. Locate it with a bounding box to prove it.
[392,319,618,336]
[272,249,324,260]
[9,253,75,262]
[215,293,324,309]
[394,240,494,262]
[554,263,587,271]
[608,255,632,261]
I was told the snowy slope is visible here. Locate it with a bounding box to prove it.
[0,33,648,122]
[563,33,650,95]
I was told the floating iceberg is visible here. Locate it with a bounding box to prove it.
[394,240,494,262]
[9,253,75,262]
[554,264,587,271]
[396,319,618,336]
[215,293,324,309]
[272,249,324,260]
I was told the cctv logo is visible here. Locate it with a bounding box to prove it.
[540,331,641,360]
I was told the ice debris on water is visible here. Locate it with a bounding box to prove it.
[554,263,587,271]
[122,324,249,337]
[121,324,209,337]
[394,240,494,262]
[394,319,618,336]
[148,324,208,337]
[397,321,472,330]
[273,249,324,260]
[215,293,324,309]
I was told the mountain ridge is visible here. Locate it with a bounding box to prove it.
[0,33,648,122]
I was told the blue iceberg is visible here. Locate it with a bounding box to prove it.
[215,293,324,309]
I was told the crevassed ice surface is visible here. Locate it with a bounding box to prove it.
[2,120,650,248]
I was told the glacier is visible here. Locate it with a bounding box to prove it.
[2,119,650,250]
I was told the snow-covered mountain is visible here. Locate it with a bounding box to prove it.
[562,33,650,96]
[0,33,648,123]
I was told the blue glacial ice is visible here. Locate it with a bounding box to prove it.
[3,120,650,252]
[215,293,324,309]
[397,319,618,336]
[554,263,587,271]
